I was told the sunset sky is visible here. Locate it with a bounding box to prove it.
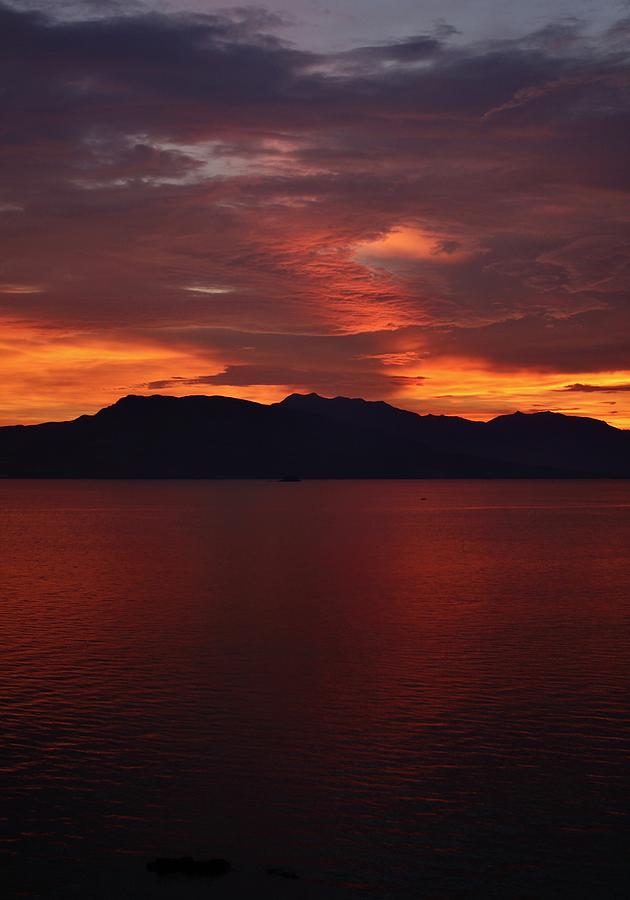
[1,0,630,426]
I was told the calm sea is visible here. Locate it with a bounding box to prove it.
[1,480,629,898]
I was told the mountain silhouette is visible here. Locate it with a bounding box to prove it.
[0,393,628,478]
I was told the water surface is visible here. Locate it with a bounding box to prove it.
[1,480,629,897]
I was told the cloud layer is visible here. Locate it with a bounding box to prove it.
[1,1,630,424]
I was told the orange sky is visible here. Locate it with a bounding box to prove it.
[1,317,629,428]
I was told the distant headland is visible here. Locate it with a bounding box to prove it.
[0,392,628,478]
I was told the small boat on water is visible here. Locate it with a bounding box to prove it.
[278,474,302,482]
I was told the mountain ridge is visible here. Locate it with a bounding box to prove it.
[0,392,628,478]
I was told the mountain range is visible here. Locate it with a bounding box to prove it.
[0,392,628,478]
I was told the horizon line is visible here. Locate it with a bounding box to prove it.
[2,391,625,432]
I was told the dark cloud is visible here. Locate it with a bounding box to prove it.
[143,363,425,395]
[559,382,630,393]
[429,309,630,373]
[146,365,353,388]
[331,33,444,72]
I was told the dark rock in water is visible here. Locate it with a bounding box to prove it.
[147,857,231,877]
[266,866,299,879]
